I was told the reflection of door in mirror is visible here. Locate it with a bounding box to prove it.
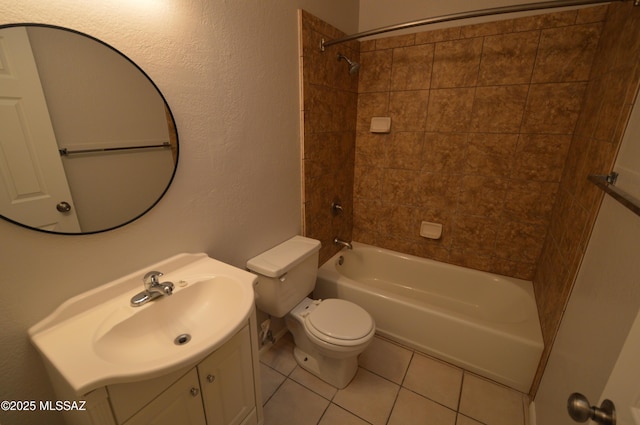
[28,26,176,234]
[0,27,81,232]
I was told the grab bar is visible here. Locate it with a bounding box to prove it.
[59,142,171,156]
[588,173,640,217]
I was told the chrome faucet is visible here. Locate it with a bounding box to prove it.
[130,271,174,307]
[333,237,352,250]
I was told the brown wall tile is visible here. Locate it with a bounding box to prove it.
[418,172,461,212]
[478,31,539,86]
[458,175,509,219]
[513,134,572,182]
[464,133,518,177]
[356,92,390,131]
[495,220,547,263]
[451,214,499,256]
[374,34,416,50]
[390,44,434,91]
[422,133,468,173]
[389,90,430,131]
[431,38,483,88]
[359,49,393,93]
[533,24,602,83]
[415,26,461,44]
[470,85,529,133]
[386,132,424,170]
[426,88,475,132]
[521,82,587,134]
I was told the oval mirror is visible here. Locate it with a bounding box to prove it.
[0,24,178,235]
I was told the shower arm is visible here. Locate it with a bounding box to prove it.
[320,0,632,51]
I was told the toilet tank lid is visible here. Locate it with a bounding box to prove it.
[246,235,321,277]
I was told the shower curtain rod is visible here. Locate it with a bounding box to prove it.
[320,0,631,51]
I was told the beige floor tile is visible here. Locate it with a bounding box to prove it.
[459,373,527,425]
[333,368,400,425]
[261,333,297,376]
[456,414,484,425]
[263,379,329,425]
[402,352,463,410]
[388,388,457,425]
[318,404,370,425]
[359,336,413,384]
[260,363,286,405]
[290,366,338,400]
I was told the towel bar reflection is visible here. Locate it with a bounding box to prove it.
[59,142,171,156]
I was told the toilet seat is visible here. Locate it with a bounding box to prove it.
[304,299,374,347]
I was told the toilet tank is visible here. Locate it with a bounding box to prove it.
[246,236,321,318]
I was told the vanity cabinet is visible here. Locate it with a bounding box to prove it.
[120,369,206,425]
[118,325,258,425]
[29,253,263,425]
[197,324,256,425]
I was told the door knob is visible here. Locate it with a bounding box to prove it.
[56,201,72,212]
[567,392,616,425]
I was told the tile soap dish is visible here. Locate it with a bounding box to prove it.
[420,221,443,239]
[370,117,391,133]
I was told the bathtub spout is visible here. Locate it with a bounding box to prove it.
[333,237,352,250]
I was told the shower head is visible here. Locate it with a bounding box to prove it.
[337,53,360,75]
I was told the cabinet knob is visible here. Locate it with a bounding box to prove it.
[207,374,215,383]
[190,387,199,397]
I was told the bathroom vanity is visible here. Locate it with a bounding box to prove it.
[28,253,263,425]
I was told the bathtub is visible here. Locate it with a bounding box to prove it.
[314,242,544,393]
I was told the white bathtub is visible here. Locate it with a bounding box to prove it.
[314,242,544,393]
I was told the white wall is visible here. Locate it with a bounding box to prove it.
[299,0,360,34]
[0,1,356,424]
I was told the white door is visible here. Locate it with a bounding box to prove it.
[0,26,80,232]
[599,308,640,424]
[596,79,640,425]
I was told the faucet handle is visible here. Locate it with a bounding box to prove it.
[161,282,174,295]
[143,271,163,288]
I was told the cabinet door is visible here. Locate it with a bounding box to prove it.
[124,369,206,425]
[198,326,256,425]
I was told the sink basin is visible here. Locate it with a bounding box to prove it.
[94,276,248,364]
[29,253,257,395]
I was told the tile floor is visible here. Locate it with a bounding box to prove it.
[260,333,530,425]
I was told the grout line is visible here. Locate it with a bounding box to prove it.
[263,333,528,425]
[314,400,332,425]
[260,363,288,408]
[457,371,466,413]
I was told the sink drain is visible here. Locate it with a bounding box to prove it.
[174,334,191,345]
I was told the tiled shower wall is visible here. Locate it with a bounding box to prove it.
[300,11,359,264]
[301,3,640,395]
[352,6,607,280]
[531,2,640,393]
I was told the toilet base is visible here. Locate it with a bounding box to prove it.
[292,346,358,389]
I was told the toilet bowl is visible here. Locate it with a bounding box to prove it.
[286,298,374,388]
[246,236,375,388]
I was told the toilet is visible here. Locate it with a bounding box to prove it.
[247,235,375,388]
